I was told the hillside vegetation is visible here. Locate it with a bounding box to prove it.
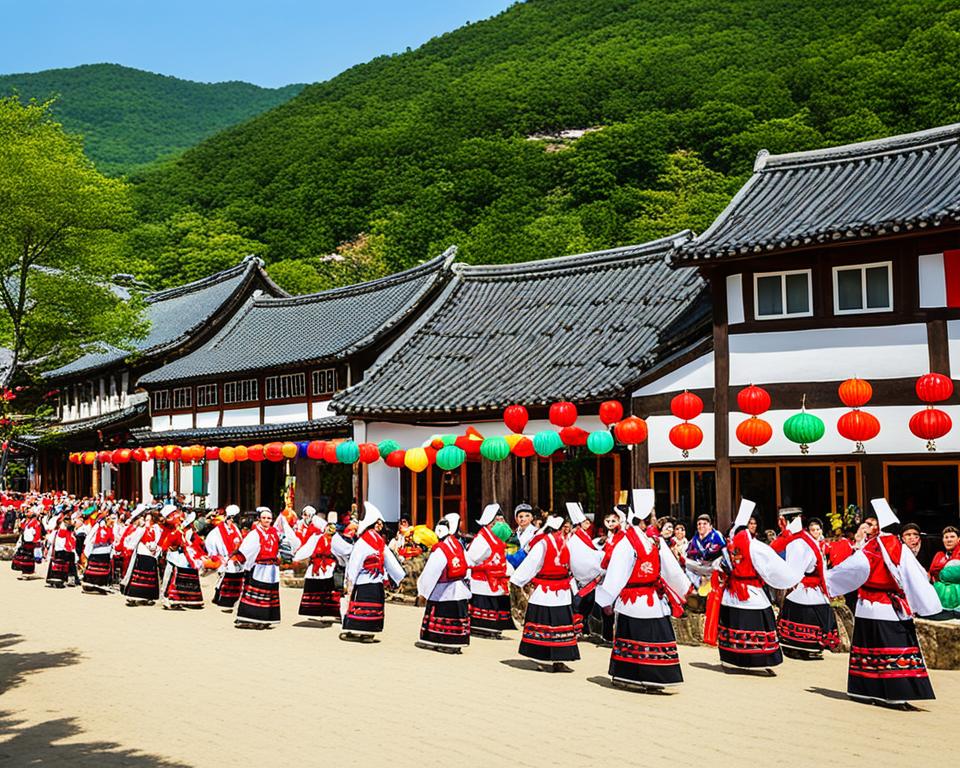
[121,0,960,290]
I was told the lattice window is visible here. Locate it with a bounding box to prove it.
[196,383,218,407]
[172,387,192,410]
[265,373,306,400]
[151,389,170,412]
[223,379,259,404]
[312,368,338,396]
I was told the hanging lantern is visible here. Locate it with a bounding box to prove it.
[735,417,772,454]
[783,397,826,454]
[454,434,483,457]
[110,449,123,464]
[838,377,873,408]
[614,416,648,445]
[559,426,589,447]
[166,445,182,461]
[248,444,265,462]
[404,447,429,473]
[533,430,563,457]
[737,384,771,416]
[280,442,298,459]
[586,430,615,455]
[117,448,132,464]
[306,440,326,460]
[97,450,112,464]
[234,445,249,462]
[429,436,445,451]
[503,434,524,451]
[916,372,954,403]
[909,407,952,451]
[670,391,704,421]
[480,436,511,462]
[599,400,623,426]
[436,445,466,471]
[385,449,406,469]
[424,446,438,466]
[191,445,206,462]
[131,448,148,462]
[358,443,380,464]
[219,446,236,464]
[512,436,536,458]
[549,401,578,428]
[263,443,283,462]
[68,452,80,464]
[205,446,220,461]
[669,422,703,458]
[377,439,400,458]
[503,405,528,434]
[336,440,361,464]
[836,410,880,453]
[323,442,339,463]
[83,451,96,465]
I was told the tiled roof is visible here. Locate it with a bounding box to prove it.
[45,257,286,380]
[332,233,708,417]
[40,400,149,440]
[130,415,350,445]
[139,249,456,385]
[677,123,960,263]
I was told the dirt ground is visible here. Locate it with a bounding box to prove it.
[0,568,956,768]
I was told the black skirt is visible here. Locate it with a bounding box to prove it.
[12,544,37,574]
[342,582,385,633]
[82,552,113,587]
[111,555,125,584]
[46,550,75,583]
[848,616,934,703]
[610,613,683,686]
[236,574,281,625]
[299,576,341,617]
[519,602,580,662]
[572,590,595,638]
[469,593,516,631]
[718,604,783,669]
[164,565,204,606]
[213,571,245,607]
[123,554,160,601]
[421,599,470,646]
[778,599,840,652]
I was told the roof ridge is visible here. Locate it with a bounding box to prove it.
[145,258,255,304]
[760,122,960,170]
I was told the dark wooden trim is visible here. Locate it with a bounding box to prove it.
[712,278,732,530]
[632,441,649,489]
[927,319,950,376]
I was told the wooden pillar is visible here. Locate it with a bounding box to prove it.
[254,462,262,508]
[927,319,951,376]
[92,461,100,497]
[631,441,649,489]
[481,458,514,513]
[426,465,434,528]
[529,458,539,507]
[713,276,732,530]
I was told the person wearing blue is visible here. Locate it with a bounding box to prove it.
[685,514,725,588]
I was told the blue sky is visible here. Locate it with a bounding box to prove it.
[0,0,516,87]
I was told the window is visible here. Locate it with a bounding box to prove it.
[265,373,306,400]
[223,379,258,404]
[172,387,192,410]
[151,389,170,412]
[833,262,892,314]
[196,383,218,407]
[312,368,338,396]
[754,270,812,319]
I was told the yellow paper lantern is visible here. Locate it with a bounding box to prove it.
[504,433,525,450]
[234,445,249,462]
[281,442,298,459]
[219,446,236,464]
[404,446,428,473]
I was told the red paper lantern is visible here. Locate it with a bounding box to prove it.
[165,445,181,461]
[838,378,873,408]
[549,401,578,428]
[455,435,483,457]
[385,449,406,468]
[735,417,772,454]
[909,407,952,450]
[358,442,380,464]
[68,452,80,464]
[306,440,326,460]
[599,400,624,426]
[916,372,954,403]
[614,416,648,445]
[97,450,112,464]
[205,446,220,461]
[83,451,96,465]
[424,447,437,466]
[234,445,249,462]
[248,444,265,462]
[670,391,703,421]
[669,422,703,458]
[512,436,536,458]
[559,426,589,446]
[264,442,284,462]
[192,445,205,462]
[323,442,339,463]
[837,409,880,452]
[503,405,528,434]
[737,385,771,416]
[117,448,132,464]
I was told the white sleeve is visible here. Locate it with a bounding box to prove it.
[657,538,692,599]
[384,546,406,585]
[124,527,145,551]
[346,538,370,583]
[204,528,224,558]
[417,548,446,598]
[568,536,602,586]
[899,546,943,617]
[595,538,634,608]
[784,538,816,574]
[825,550,870,598]
[83,529,96,557]
[751,539,803,590]
[510,540,546,588]
[237,530,261,572]
[466,535,490,568]
[331,534,353,566]
[293,534,320,562]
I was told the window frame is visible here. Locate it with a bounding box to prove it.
[171,386,192,410]
[832,261,894,315]
[195,383,218,408]
[265,372,306,401]
[151,389,170,413]
[312,368,338,397]
[223,378,259,405]
[753,269,814,320]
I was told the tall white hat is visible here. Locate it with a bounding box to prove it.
[326,511,338,525]
[181,511,197,529]
[630,489,655,524]
[733,498,756,530]
[566,502,587,525]
[543,515,564,531]
[477,503,500,526]
[225,504,240,518]
[871,498,899,530]
[786,515,803,534]
[358,501,383,534]
[444,513,460,534]
[302,505,317,517]
[435,521,451,540]
[160,504,178,519]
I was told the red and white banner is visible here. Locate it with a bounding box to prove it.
[919,250,960,308]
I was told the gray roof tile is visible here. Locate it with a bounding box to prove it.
[130,415,349,445]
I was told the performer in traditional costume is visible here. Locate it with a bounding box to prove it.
[205,504,245,610]
[929,526,960,615]
[12,506,43,578]
[121,506,162,606]
[81,509,115,594]
[467,503,516,637]
[510,515,579,672]
[233,507,291,629]
[685,513,725,588]
[293,512,351,620]
[340,503,405,641]
[596,490,692,690]
[565,502,603,639]
[594,505,627,644]
[708,499,801,673]
[45,515,78,588]
[416,519,471,653]
[826,499,942,706]
[159,509,206,609]
[773,509,840,659]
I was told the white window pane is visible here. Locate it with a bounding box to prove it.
[756,275,783,316]
[785,273,810,314]
[836,269,862,311]
[865,266,890,308]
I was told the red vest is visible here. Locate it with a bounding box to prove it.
[859,534,907,611]
[438,536,468,581]
[795,531,828,594]
[56,528,77,553]
[218,521,242,553]
[92,522,114,547]
[255,525,280,564]
[601,530,623,570]
[622,527,663,605]
[471,525,508,591]
[725,529,763,601]
[360,529,386,575]
[532,531,571,591]
[310,534,336,572]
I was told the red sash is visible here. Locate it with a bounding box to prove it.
[531,532,571,592]
[218,521,242,552]
[255,525,280,564]
[725,530,763,601]
[860,535,910,615]
[360,529,386,576]
[310,534,336,572]
[472,526,508,592]
[439,537,467,581]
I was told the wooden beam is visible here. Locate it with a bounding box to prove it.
[927,319,951,376]
[713,275,732,530]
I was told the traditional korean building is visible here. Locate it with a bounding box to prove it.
[634,123,960,532]
[38,256,285,497]
[331,233,710,529]
[134,249,456,512]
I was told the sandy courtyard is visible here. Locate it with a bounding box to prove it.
[0,568,957,768]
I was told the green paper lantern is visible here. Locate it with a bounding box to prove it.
[480,436,511,462]
[336,440,361,464]
[436,445,466,471]
[491,521,512,542]
[783,408,825,454]
[441,434,457,446]
[586,430,615,455]
[533,430,563,457]
[377,439,400,458]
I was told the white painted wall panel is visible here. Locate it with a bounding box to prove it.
[141,461,154,504]
[726,274,745,325]
[171,413,192,429]
[634,352,714,397]
[151,415,172,431]
[264,403,309,424]
[313,400,334,418]
[221,408,260,427]
[206,461,219,508]
[196,411,219,428]
[918,253,946,308]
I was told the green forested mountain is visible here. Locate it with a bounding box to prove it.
[131,0,960,292]
[0,64,303,174]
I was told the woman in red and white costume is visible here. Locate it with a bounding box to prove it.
[233,507,295,629]
[416,518,471,653]
[825,498,941,706]
[12,506,44,578]
[121,506,162,605]
[510,515,579,672]
[341,502,405,641]
[593,505,626,644]
[596,490,692,690]
[45,515,78,588]
[467,503,515,637]
[81,509,115,594]
[205,504,245,610]
[293,511,352,620]
[159,508,206,610]
[566,502,603,639]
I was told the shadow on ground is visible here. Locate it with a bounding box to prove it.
[0,634,81,695]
